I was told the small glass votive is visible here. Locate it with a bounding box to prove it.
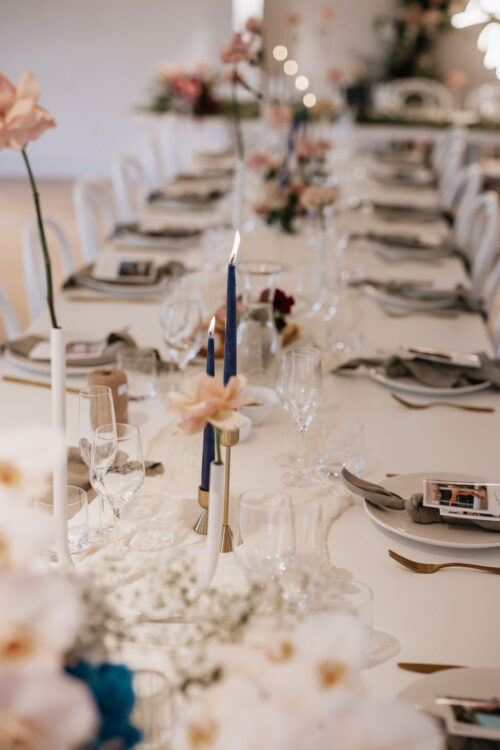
[132,669,171,749]
[318,421,364,480]
[37,485,89,559]
[117,348,157,400]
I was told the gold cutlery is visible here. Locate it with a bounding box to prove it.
[391,392,495,414]
[398,662,465,674]
[389,549,500,575]
[2,375,80,394]
[66,295,160,305]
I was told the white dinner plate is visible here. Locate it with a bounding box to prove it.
[4,348,93,377]
[363,472,500,549]
[398,667,500,721]
[364,285,459,312]
[361,366,491,398]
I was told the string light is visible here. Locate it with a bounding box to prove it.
[284,59,298,75]
[295,75,309,91]
[303,93,317,108]
[273,45,288,61]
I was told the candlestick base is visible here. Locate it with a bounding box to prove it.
[220,524,233,553]
[194,486,210,535]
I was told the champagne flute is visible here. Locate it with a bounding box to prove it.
[277,347,322,485]
[90,423,145,556]
[159,298,203,378]
[79,385,116,536]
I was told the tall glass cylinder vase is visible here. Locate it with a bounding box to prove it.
[236,261,283,386]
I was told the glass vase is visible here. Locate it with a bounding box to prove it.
[236,260,283,386]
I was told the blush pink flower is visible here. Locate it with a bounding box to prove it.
[246,151,273,170]
[245,17,263,35]
[0,72,55,152]
[220,33,257,65]
[167,374,252,434]
[172,77,203,100]
[444,70,467,90]
[156,63,185,82]
[301,185,339,211]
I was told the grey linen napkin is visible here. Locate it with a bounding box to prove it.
[334,353,499,389]
[68,446,164,501]
[112,222,201,240]
[64,261,186,289]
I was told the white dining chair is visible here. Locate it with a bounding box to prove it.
[465,83,500,120]
[466,192,500,296]
[374,78,454,114]
[73,176,118,263]
[437,135,467,205]
[442,164,484,251]
[0,283,21,340]
[112,153,150,222]
[22,216,76,322]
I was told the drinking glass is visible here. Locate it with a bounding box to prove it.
[327,285,364,354]
[277,347,322,485]
[79,385,116,536]
[159,298,203,375]
[90,423,145,556]
[116,348,157,400]
[37,485,89,559]
[318,421,365,480]
[234,490,295,586]
[132,670,171,749]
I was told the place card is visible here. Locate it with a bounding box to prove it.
[423,479,500,524]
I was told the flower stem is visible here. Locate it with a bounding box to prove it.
[215,428,222,465]
[234,73,263,100]
[21,148,58,329]
[231,66,244,161]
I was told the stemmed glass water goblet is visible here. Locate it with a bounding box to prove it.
[159,298,203,380]
[79,385,116,536]
[90,423,145,556]
[277,347,322,485]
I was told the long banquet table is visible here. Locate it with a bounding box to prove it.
[1,219,499,700]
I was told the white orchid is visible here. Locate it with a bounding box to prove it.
[0,426,65,503]
[0,573,81,670]
[0,667,97,750]
[0,498,54,571]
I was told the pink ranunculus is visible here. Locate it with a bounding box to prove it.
[221,33,258,65]
[246,151,273,170]
[172,77,203,100]
[167,373,252,435]
[0,72,55,152]
[245,17,263,35]
[301,185,339,211]
[444,70,467,90]
[265,104,292,130]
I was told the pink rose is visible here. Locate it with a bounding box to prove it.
[220,33,257,65]
[167,373,252,435]
[246,151,273,170]
[172,77,203,100]
[245,17,263,35]
[301,185,339,211]
[0,72,55,152]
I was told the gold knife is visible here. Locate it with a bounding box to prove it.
[398,662,465,674]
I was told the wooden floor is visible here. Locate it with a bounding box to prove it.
[0,179,83,340]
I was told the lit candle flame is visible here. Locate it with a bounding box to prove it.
[230,230,240,263]
[208,316,215,336]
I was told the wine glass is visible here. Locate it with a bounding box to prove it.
[79,385,116,536]
[90,423,145,556]
[277,347,322,485]
[234,490,295,597]
[159,298,203,377]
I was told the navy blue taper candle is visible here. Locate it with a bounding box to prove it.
[200,317,216,491]
[223,231,240,385]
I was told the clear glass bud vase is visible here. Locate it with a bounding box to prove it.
[236,261,283,386]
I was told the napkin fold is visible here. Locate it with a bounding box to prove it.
[112,222,201,240]
[334,352,499,389]
[349,280,483,314]
[5,331,135,368]
[64,261,186,289]
[68,447,164,500]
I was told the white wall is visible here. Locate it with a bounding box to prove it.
[1,0,232,178]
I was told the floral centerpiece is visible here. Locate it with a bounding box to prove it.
[0,426,141,750]
[148,62,220,116]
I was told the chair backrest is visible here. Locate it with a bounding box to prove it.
[443,163,484,252]
[465,83,500,119]
[73,176,117,263]
[0,283,21,340]
[142,132,167,190]
[437,135,467,204]
[112,153,149,222]
[374,78,454,113]
[467,192,500,296]
[22,216,75,322]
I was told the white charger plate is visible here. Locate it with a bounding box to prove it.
[363,472,500,549]
[341,365,491,397]
[398,667,500,720]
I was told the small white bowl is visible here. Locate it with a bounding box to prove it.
[240,386,279,425]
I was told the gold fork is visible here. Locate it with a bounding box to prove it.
[391,392,495,414]
[389,549,500,575]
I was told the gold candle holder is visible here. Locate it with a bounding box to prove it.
[219,425,240,553]
[194,486,210,535]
